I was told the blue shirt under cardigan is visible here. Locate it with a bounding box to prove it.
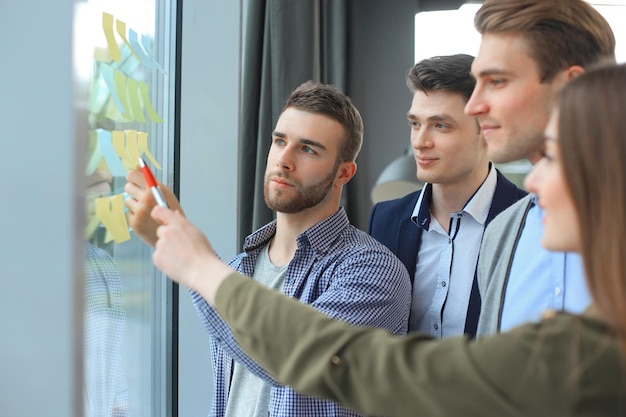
[191,207,412,417]
[500,194,591,331]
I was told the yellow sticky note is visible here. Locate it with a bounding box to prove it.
[101,13,121,62]
[138,81,163,123]
[115,19,141,62]
[95,194,131,243]
[137,131,161,169]
[104,228,115,244]
[113,70,132,119]
[111,130,133,170]
[126,77,146,123]
[125,130,141,169]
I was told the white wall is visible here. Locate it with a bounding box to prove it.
[0,1,83,416]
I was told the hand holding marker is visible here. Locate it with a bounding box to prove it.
[138,157,168,208]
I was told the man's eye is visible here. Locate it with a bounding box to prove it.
[408,121,420,129]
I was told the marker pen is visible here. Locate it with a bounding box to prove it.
[138,157,168,208]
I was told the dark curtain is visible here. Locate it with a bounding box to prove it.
[238,0,348,246]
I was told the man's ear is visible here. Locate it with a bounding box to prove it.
[336,161,357,186]
[553,65,585,91]
[566,65,585,81]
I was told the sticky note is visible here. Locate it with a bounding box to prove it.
[89,64,111,115]
[97,129,128,177]
[126,77,146,122]
[102,13,121,62]
[124,130,141,168]
[115,18,141,62]
[104,98,131,123]
[111,130,133,170]
[137,131,161,169]
[138,81,163,123]
[114,70,133,119]
[140,35,166,74]
[95,194,131,243]
[128,29,156,70]
[99,63,125,114]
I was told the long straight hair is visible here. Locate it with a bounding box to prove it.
[557,63,626,351]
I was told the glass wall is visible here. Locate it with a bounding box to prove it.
[74,0,177,415]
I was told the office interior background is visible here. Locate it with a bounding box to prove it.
[2,0,625,416]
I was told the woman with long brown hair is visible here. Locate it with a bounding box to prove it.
[554,63,626,353]
[150,63,626,416]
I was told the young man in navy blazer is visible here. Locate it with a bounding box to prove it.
[368,54,526,338]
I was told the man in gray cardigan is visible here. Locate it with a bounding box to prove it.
[463,0,616,335]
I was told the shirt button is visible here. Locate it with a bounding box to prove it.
[331,355,342,366]
[554,287,562,296]
[441,281,446,287]
[434,323,439,330]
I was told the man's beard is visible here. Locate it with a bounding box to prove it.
[264,165,338,214]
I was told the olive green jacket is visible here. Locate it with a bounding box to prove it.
[215,272,625,417]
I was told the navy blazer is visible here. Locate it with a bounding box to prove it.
[367,169,527,337]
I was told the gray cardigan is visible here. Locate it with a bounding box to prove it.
[476,194,534,336]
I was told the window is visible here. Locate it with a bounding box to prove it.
[415,2,626,64]
[75,0,177,415]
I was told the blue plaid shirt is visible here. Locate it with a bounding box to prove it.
[191,208,411,417]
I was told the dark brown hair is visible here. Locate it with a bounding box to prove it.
[283,81,363,163]
[407,54,475,102]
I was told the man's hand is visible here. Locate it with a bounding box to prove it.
[125,168,183,247]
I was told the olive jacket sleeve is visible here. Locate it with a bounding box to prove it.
[214,272,622,417]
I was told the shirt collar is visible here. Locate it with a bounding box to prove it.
[243,207,350,255]
[528,192,542,218]
[411,162,497,230]
[412,183,433,230]
[464,162,498,225]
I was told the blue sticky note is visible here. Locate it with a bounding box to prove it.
[99,62,126,114]
[97,129,128,177]
[140,34,167,75]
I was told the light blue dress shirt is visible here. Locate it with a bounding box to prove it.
[410,165,497,338]
[500,194,591,331]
